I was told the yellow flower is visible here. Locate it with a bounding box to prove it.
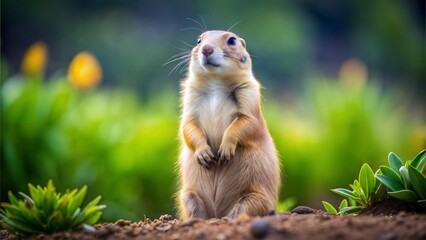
[68,52,102,89]
[21,41,48,77]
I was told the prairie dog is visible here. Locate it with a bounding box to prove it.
[177,30,280,219]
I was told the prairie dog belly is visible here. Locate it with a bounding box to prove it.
[197,80,237,151]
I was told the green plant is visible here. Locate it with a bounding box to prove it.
[322,150,426,215]
[322,199,349,215]
[330,163,380,214]
[0,180,106,235]
[322,163,387,215]
[375,150,426,207]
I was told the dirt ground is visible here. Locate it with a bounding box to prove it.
[1,202,426,240]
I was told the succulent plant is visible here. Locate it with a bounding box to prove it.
[375,150,426,207]
[0,180,106,235]
[323,150,426,215]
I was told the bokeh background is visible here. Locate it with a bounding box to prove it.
[1,0,425,221]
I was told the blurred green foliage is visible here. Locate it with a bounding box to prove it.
[265,78,424,207]
[1,76,179,220]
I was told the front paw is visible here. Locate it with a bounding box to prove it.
[195,145,216,169]
[218,141,237,163]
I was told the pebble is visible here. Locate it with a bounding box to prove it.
[156,224,172,232]
[115,219,131,226]
[250,219,271,239]
[291,206,316,214]
[160,214,173,222]
[82,224,96,233]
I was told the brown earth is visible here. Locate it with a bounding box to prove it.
[1,202,426,240]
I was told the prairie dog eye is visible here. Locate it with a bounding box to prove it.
[227,37,237,46]
[197,38,201,44]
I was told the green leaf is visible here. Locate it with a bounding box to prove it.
[418,200,426,207]
[348,198,357,206]
[331,188,361,201]
[67,186,87,217]
[399,166,411,189]
[375,174,403,192]
[411,150,426,172]
[359,163,376,199]
[388,190,418,203]
[338,206,365,215]
[388,152,404,173]
[407,165,426,199]
[377,166,405,191]
[338,199,348,211]
[322,201,337,214]
[7,191,19,205]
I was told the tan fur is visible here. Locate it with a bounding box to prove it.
[177,31,280,219]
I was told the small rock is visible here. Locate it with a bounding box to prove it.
[160,214,173,222]
[82,224,96,233]
[250,219,271,239]
[156,224,172,232]
[115,219,131,226]
[291,206,316,214]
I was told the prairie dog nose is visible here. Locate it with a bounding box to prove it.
[201,45,214,57]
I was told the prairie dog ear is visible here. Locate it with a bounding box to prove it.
[240,38,246,48]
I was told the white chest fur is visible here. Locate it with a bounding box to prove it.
[196,79,237,150]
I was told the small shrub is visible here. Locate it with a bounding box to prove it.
[0,180,106,235]
[323,150,426,215]
[376,151,426,206]
[324,163,385,215]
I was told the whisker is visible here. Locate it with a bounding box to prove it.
[179,62,190,74]
[165,41,190,52]
[169,57,190,76]
[227,20,243,32]
[165,50,191,61]
[198,14,208,31]
[180,40,195,48]
[180,27,204,33]
[186,18,206,32]
[163,54,191,66]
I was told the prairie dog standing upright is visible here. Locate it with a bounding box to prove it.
[177,30,280,219]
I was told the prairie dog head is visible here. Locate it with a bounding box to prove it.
[190,30,252,78]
